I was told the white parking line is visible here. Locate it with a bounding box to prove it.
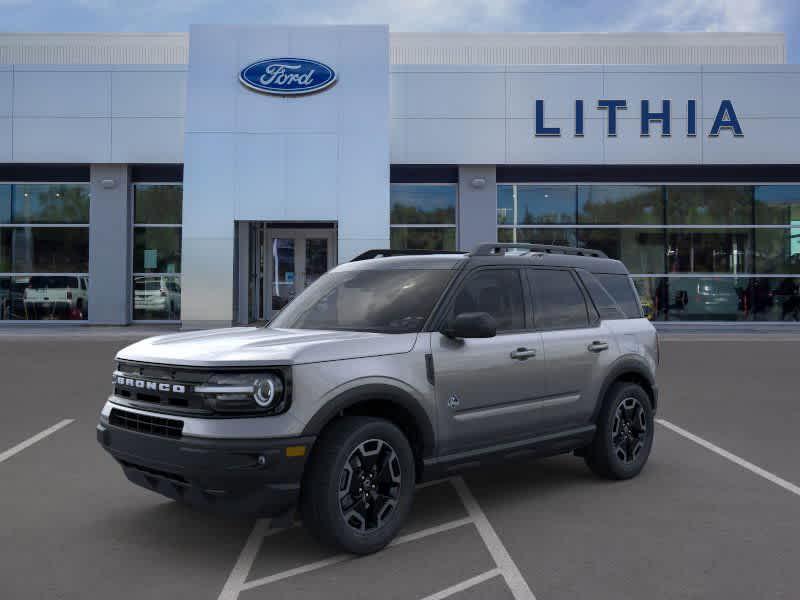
[452,477,537,600]
[0,419,74,464]
[238,516,474,592]
[418,569,501,600]
[218,519,289,600]
[657,418,800,498]
[218,477,536,600]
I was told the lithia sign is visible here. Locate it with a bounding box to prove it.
[535,99,743,138]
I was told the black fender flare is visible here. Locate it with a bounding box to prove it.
[592,356,657,421]
[302,383,436,458]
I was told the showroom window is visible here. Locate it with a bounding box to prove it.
[390,184,457,251]
[0,183,90,321]
[132,184,182,321]
[497,183,800,321]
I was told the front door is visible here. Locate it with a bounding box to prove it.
[431,267,548,455]
[265,228,336,320]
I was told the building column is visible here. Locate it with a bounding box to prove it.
[457,166,497,252]
[88,164,131,325]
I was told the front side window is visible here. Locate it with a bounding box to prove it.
[270,268,454,333]
[449,269,525,332]
[132,184,182,320]
[390,184,457,251]
[528,269,589,330]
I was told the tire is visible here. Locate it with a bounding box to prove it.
[300,416,415,555]
[585,382,654,480]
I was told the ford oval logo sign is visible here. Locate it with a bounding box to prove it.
[239,58,337,96]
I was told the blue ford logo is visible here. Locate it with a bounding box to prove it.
[239,58,337,96]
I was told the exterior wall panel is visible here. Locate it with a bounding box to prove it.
[391,64,800,165]
[13,117,111,162]
[13,70,110,117]
[111,117,184,163]
[0,118,10,161]
[111,70,186,116]
[0,68,11,117]
[181,25,389,325]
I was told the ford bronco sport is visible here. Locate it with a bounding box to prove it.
[97,243,658,555]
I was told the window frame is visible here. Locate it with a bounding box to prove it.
[498,181,800,323]
[130,182,183,323]
[0,181,90,323]
[390,182,459,251]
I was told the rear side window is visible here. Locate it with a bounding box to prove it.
[577,270,626,320]
[527,269,589,330]
[595,273,643,318]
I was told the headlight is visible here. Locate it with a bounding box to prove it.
[196,372,289,415]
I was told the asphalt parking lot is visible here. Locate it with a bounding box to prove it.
[1,328,799,600]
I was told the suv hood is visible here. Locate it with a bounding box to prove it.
[116,327,418,367]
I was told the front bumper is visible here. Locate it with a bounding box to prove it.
[97,418,315,516]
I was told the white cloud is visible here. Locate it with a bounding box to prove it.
[622,0,780,32]
[288,0,524,31]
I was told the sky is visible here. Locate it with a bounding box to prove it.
[0,0,797,62]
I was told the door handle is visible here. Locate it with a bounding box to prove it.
[587,340,609,352]
[510,347,537,360]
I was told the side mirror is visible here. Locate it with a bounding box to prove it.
[442,312,497,339]
[641,304,654,320]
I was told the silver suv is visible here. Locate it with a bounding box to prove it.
[97,243,658,555]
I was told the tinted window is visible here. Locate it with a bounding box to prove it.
[578,185,663,225]
[134,184,182,225]
[450,269,525,332]
[270,268,454,333]
[595,273,643,318]
[528,269,589,330]
[578,271,626,320]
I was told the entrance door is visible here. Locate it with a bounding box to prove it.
[264,228,336,320]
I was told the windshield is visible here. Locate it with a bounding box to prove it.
[269,268,454,333]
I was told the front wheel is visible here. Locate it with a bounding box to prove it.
[300,417,415,555]
[585,382,654,480]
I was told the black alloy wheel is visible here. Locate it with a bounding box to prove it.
[584,382,654,480]
[301,417,415,555]
[338,439,402,533]
[611,397,648,464]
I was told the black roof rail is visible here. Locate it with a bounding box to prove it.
[470,242,608,259]
[350,249,467,262]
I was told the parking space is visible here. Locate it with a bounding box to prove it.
[1,330,799,600]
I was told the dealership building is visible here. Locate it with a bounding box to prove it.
[0,27,799,327]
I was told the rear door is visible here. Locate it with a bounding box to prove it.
[431,267,547,454]
[526,268,617,430]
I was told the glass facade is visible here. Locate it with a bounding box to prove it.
[390,184,457,251]
[0,184,90,320]
[132,184,182,320]
[498,184,800,321]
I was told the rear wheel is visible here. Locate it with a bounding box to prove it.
[301,417,415,555]
[585,382,654,480]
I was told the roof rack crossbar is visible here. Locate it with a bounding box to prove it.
[350,249,467,262]
[470,242,607,259]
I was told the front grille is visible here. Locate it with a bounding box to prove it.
[109,408,184,439]
[113,361,210,414]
